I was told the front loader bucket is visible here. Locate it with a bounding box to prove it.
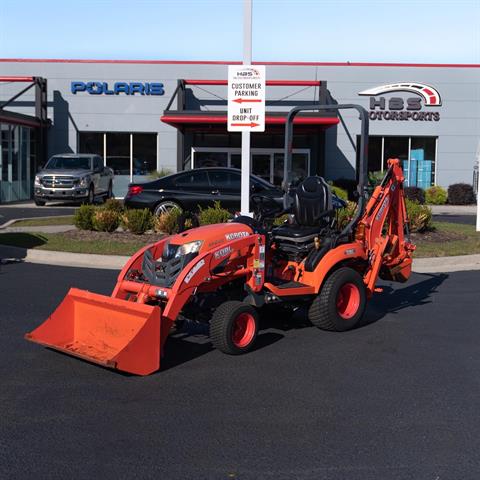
[25,288,162,375]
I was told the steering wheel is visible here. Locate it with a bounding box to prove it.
[251,193,285,220]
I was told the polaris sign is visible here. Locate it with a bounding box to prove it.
[71,81,165,96]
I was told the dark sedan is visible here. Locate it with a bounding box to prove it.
[124,167,284,215]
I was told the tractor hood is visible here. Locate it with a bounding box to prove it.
[167,222,254,254]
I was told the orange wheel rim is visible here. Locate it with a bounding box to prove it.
[336,283,360,320]
[232,312,256,348]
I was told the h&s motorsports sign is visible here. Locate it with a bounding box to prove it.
[359,82,441,121]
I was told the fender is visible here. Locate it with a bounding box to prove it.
[301,241,368,293]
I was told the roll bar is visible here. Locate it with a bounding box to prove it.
[283,104,369,236]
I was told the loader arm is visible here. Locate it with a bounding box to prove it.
[358,158,415,295]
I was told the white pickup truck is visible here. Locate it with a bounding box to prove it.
[34,154,114,206]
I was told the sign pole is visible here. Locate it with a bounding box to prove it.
[241,0,252,216]
[477,161,480,232]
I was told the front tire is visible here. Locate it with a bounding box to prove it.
[84,185,95,205]
[210,301,259,355]
[308,267,366,331]
[105,181,113,199]
[34,199,46,206]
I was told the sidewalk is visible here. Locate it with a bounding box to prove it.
[430,204,477,215]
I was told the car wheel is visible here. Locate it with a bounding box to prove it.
[154,200,181,216]
[34,199,46,206]
[83,185,95,205]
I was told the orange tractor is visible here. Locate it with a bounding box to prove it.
[26,104,415,375]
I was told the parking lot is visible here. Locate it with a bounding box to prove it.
[1,261,479,479]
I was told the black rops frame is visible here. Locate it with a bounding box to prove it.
[283,104,369,237]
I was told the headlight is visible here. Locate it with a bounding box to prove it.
[34,175,41,185]
[79,176,90,187]
[174,240,203,258]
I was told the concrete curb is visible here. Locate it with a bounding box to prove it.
[0,245,128,270]
[0,215,74,230]
[2,243,480,273]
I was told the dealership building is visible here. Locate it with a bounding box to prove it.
[0,58,478,202]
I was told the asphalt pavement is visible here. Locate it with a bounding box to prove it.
[1,262,480,479]
[0,203,77,226]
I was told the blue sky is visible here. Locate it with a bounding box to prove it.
[0,0,478,63]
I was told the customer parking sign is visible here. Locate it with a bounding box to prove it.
[228,65,265,132]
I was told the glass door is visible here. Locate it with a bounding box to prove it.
[251,154,271,182]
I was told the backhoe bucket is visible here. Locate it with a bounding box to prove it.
[25,288,162,375]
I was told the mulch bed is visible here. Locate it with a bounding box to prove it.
[411,228,466,244]
[61,229,166,244]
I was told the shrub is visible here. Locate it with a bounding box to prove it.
[273,213,290,226]
[331,185,348,201]
[149,168,173,179]
[425,186,447,205]
[336,201,358,230]
[153,207,182,235]
[405,199,432,232]
[121,208,153,234]
[92,208,120,233]
[368,171,384,187]
[404,186,426,204]
[73,204,96,230]
[198,201,232,226]
[447,183,476,205]
[103,198,124,213]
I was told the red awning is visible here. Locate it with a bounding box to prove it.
[161,113,339,129]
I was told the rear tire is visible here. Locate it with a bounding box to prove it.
[154,200,181,216]
[34,199,46,206]
[308,267,366,331]
[210,301,259,355]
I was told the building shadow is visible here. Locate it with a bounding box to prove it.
[51,91,75,155]
[323,91,357,181]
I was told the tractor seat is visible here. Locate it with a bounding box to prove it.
[271,176,333,258]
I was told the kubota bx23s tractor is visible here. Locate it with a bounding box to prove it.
[26,104,415,375]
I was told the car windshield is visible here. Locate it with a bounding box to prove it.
[45,156,92,170]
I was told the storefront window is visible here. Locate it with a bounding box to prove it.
[409,137,436,188]
[0,124,33,202]
[192,148,310,186]
[357,135,437,188]
[79,131,158,197]
[133,133,157,177]
[11,125,19,182]
[1,123,9,182]
[383,137,409,169]
[79,132,103,157]
[194,152,228,168]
